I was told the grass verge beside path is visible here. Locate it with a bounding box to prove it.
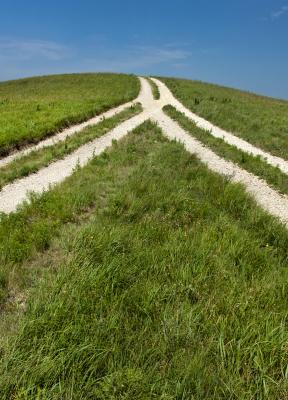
[0,73,140,156]
[164,105,288,196]
[147,77,160,100]
[0,121,163,341]
[1,123,288,398]
[160,76,288,160]
[0,104,142,189]
[0,121,163,308]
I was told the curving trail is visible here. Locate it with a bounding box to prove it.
[1,76,288,228]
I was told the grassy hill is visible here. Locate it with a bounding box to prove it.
[0,73,139,156]
[160,77,288,159]
[0,73,288,399]
[1,122,288,398]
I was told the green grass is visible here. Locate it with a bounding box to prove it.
[1,122,288,398]
[159,76,288,160]
[147,77,160,99]
[164,105,288,196]
[0,103,142,189]
[0,73,140,156]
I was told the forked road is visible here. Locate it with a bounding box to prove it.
[1,77,288,227]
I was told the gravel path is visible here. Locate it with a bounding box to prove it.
[0,78,155,213]
[0,91,144,169]
[0,113,149,213]
[152,109,288,226]
[1,76,288,228]
[152,78,288,175]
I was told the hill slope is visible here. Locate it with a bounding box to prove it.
[1,122,288,399]
[0,74,288,399]
[0,73,140,155]
[160,77,288,159]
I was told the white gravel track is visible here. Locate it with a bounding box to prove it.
[0,113,149,213]
[0,78,155,213]
[0,92,144,169]
[152,110,288,227]
[152,78,288,175]
[1,76,288,228]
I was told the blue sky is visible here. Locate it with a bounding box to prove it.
[0,0,288,99]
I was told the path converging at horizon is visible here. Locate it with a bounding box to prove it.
[1,77,288,227]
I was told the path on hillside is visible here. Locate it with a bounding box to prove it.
[0,90,144,169]
[152,110,288,225]
[1,77,288,227]
[0,78,157,213]
[152,78,288,175]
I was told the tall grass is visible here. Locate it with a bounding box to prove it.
[1,122,288,398]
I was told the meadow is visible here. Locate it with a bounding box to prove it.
[1,122,288,398]
[160,77,288,160]
[0,73,139,156]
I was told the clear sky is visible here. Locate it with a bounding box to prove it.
[1,0,288,99]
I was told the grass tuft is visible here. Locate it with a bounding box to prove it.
[147,77,160,100]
